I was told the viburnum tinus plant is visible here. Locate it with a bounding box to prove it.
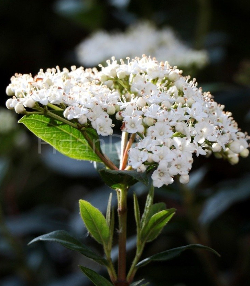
[5,56,249,286]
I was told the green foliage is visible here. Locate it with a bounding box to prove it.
[133,193,141,234]
[131,279,149,286]
[140,209,175,242]
[19,114,101,161]
[140,185,154,230]
[136,244,221,268]
[79,200,110,246]
[28,230,108,266]
[99,169,149,189]
[79,266,113,286]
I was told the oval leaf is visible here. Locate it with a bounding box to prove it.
[19,114,100,161]
[28,230,108,265]
[79,266,113,286]
[136,244,221,268]
[99,169,149,189]
[79,200,109,246]
[141,209,175,243]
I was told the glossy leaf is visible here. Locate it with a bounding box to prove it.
[79,266,113,286]
[141,209,175,242]
[19,114,100,161]
[136,244,220,268]
[28,230,108,265]
[79,200,109,246]
[99,169,149,189]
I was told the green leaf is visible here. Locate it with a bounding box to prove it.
[144,203,166,226]
[133,193,141,234]
[106,193,114,251]
[141,185,154,229]
[19,114,100,161]
[136,244,221,268]
[106,193,112,227]
[79,266,113,286]
[28,230,108,266]
[141,209,175,242]
[99,169,149,189]
[79,200,109,246]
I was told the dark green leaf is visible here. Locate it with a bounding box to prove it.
[79,266,113,286]
[79,200,109,246]
[141,209,175,242]
[28,230,108,265]
[99,169,149,189]
[144,203,166,226]
[141,185,154,229]
[136,244,220,268]
[19,114,100,161]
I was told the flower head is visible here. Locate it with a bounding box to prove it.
[6,55,249,188]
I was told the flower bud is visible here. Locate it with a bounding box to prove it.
[6,86,15,96]
[179,174,189,184]
[229,141,241,153]
[228,155,239,165]
[107,105,116,115]
[136,97,146,108]
[212,143,222,153]
[116,112,123,120]
[143,117,154,126]
[168,71,180,81]
[14,102,25,114]
[24,98,36,108]
[78,115,87,125]
[137,164,146,173]
[6,98,14,109]
[240,148,249,158]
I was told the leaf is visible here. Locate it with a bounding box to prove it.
[79,266,113,286]
[106,193,114,251]
[133,193,141,233]
[106,193,112,227]
[141,209,175,243]
[136,244,221,268]
[79,200,109,246]
[130,279,148,286]
[141,185,154,230]
[199,176,250,225]
[19,114,100,161]
[144,203,166,226]
[28,230,108,266]
[99,169,149,189]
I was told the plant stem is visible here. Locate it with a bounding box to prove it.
[120,134,136,170]
[116,186,129,285]
[81,130,119,170]
[46,109,78,128]
[47,103,63,111]
[127,243,144,283]
[120,132,129,169]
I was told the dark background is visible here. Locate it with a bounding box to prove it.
[1,1,250,286]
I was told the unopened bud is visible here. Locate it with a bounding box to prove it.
[6,86,15,96]
[24,98,36,108]
[240,148,249,158]
[179,174,189,184]
[107,105,116,115]
[212,143,222,153]
[14,102,25,114]
[6,98,14,109]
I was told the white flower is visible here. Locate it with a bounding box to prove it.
[76,21,208,70]
[6,55,249,188]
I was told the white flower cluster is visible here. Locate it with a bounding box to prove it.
[76,22,208,70]
[6,56,249,188]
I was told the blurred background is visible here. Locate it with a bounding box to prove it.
[1,0,250,285]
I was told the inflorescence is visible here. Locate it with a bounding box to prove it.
[76,21,208,70]
[6,55,249,187]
